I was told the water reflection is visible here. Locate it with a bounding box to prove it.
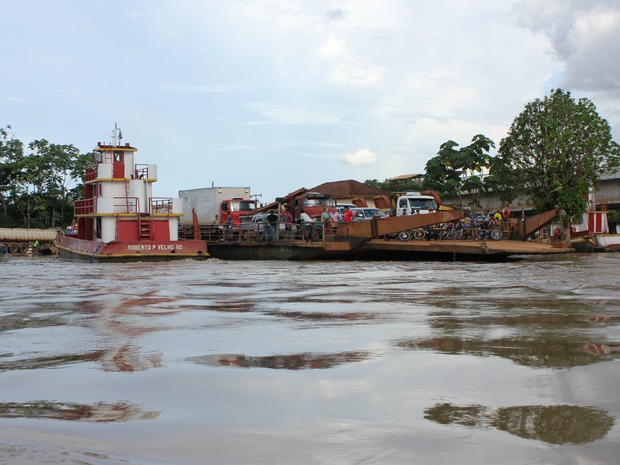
[0,401,159,422]
[0,308,67,333]
[0,350,105,372]
[424,402,614,445]
[99,345,162,372]
[396,307,620,368]
[265,310,375,322]
[188,351,372,370]
[397,336,619,368]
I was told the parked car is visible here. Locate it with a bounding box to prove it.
[336,204,358,216]
[239,213,287,238]
[350,208,387,221]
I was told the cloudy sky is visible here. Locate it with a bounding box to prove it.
[2,0,620,203]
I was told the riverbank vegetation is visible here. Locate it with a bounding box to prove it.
[0,126,91,228]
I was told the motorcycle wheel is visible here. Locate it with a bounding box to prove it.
[398,231,412,241]
[413,228,425,240]
[490,228,503,240]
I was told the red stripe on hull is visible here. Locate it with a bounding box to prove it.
[56,233,208,262]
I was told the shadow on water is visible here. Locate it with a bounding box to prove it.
[0,401,159,423]
[188,350,373,370]
[424,402,614,445]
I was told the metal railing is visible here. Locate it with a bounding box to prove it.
[178,222,329,243]
[75,198,96,215]
[150,198,173,215]
[135,164,149,179]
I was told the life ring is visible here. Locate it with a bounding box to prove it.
[554,228,562,238]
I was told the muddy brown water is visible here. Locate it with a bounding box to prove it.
[1,254,619,464]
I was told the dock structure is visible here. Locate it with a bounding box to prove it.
[356,238,572,260]
[201,208,572,260]
[206,237,572,261]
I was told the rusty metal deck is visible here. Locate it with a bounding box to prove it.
[361,238,572,256]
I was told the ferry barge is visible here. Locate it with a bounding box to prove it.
[56,126,208,262]
[198,207,570,260]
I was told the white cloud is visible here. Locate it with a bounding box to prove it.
[515,0,620,93]
[339,148,378,166]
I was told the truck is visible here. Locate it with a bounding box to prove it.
[290,191,335,220]
[391,191,439,216]
[0,227,57,254]
[178,187,258,226]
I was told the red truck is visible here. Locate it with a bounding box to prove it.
[179,187,258,226]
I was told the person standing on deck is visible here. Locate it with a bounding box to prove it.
[343,207,354,223]
[283,209,294,232]
[300,209,315,242]
[266,210,279,241]
[502,202,511,220]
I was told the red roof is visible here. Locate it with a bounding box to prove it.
[310,179,390,197]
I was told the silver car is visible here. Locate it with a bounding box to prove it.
[350,208,387,221]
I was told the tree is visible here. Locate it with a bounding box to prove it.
[364,177,424,192]
[0,126,91,228]
[0,126,25,224]
[495,89,620,224]
[422,134,495,211]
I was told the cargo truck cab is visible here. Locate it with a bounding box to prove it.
[220,198,257,225]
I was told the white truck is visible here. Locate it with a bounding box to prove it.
[392,192,438,216]
[178,187,257,225]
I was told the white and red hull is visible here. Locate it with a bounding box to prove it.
[56,233,208,262]
[595,234,620,250]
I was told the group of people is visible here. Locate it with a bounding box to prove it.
[298,206,357,242]
[308,206,355,225]
[485,202,512,223]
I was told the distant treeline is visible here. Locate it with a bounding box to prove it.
[0,126,92,229]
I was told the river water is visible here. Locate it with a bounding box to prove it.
[1,254,619,465]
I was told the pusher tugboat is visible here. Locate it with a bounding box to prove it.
[56,125,208,262]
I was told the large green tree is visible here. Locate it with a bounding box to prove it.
[0,126,91,228]
[422,134,495,210]
[493,89,620,223]
[0,126,25,221]
[364,177,424,192]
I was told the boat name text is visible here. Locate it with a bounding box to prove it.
[127,244,183,251]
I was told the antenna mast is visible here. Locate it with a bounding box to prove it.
[111,123,123,146]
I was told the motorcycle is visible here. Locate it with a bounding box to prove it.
[475,218,503,241]
[382,230,413,241]
[413,225,439,241]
